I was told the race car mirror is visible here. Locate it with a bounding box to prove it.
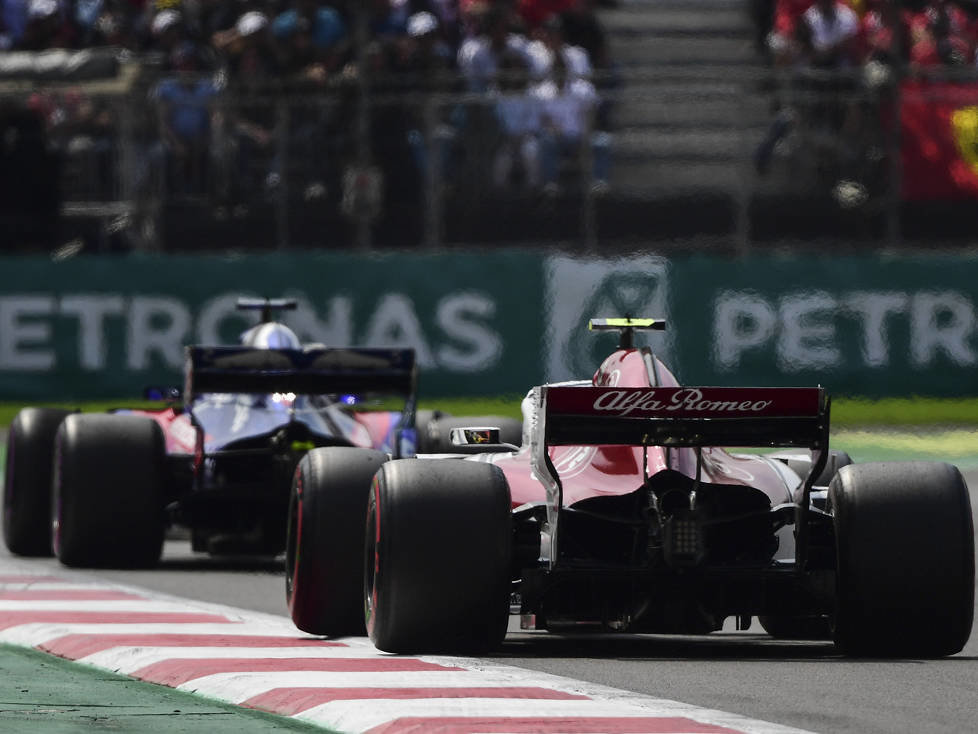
[449,426,501,446]
[143,386,181,402]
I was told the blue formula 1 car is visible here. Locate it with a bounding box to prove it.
[2,298,520,568]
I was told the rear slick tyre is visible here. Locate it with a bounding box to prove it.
[54,414,167,568]
[3,407,72,556]
[366,458,512,654]
[830,461,975,657]
[286,447,388,636]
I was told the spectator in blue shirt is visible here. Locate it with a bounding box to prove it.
[147,41,222,196]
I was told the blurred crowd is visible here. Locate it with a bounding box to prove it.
[1,0,618,221]
[753,0,978,192]
[757,0,978,71]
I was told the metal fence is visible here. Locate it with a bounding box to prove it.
[5,64,978,252]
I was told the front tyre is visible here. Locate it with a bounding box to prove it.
[286,447,388,636]
[3,407,72,556]
[366,459,512,654]
[54,414,167,568]
[830,461,974,657]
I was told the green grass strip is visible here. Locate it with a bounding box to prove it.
[0,397,527,429]
[830,396,978,427]
[0,643,329,733]
[832,428,978,469]
[4,396,978,428]
[2,397,977,476]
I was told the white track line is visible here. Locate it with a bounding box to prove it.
[179,670,556,700]
[0,622,300,646]
[82,645,381,673]
[297,697,748,728]
[0,599,228,612]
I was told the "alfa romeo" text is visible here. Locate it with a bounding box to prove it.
[592,388,773,415]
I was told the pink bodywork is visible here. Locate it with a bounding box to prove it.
[122,408,197,454]
[488,348,796,510]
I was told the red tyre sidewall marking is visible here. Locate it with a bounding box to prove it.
[365,476,381,638]
[287,470,304,617]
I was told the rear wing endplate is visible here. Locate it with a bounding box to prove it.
[185,346,417,400]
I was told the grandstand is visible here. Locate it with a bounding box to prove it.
[2,1,978,251]
[604,0,978,249]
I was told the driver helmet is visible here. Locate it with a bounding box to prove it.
[241,322,302,349]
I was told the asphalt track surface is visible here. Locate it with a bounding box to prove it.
[1,456,976,734]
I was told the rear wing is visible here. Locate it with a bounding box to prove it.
[530,384,829,570]
[542,385,827,449]
[184,346,417,400]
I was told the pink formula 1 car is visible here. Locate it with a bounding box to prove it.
[287,319,974,657]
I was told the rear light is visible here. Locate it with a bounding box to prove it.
[663,510,704,567]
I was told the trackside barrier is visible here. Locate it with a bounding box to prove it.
[1,252,977,400]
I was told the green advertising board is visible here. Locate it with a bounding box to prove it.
[671,254,978,397]
[1,252,976,401]
[0,252,543,400]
